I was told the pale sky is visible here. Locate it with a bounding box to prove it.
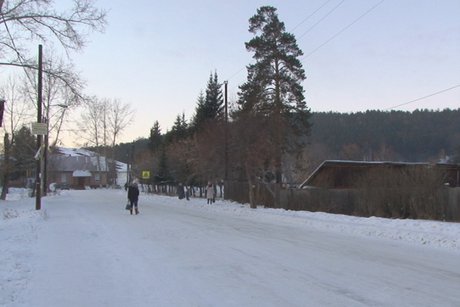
[8,0,460,145]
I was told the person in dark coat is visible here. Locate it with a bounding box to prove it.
[127,182,140,215]
[177,183,185,200]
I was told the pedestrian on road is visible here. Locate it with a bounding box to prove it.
[177,183,185,200]
[127,182,140,215]
[185,185,190,201]
[206,182,214,205]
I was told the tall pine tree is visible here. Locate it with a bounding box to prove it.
[192,72,223,131]
[170,113,188,140]
[240,6,309,161]
[148,121,163,152]
[237,6,310,205]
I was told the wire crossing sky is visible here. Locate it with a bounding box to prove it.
[2,0,459,145]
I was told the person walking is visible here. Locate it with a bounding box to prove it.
[127,182,140,215]
[177,183,185,200]
[206,182,214,204]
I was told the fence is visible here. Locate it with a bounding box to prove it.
[142,183,225,200]
[224,180,460,222]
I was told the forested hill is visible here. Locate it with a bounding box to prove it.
[309,109,460,162]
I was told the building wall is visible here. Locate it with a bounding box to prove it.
[49,171,108,189]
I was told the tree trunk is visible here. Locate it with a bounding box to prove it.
[273,58,282,208]
[1,133,10,200]
[245,161,257,209]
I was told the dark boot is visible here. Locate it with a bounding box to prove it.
[135,207,139,215]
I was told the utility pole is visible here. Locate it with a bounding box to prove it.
[43,118,48,196]
[35,44,43,210]
[1,133,9,200]
[131,144,135,182]
[0,99,6,200]
[224,81,228,193]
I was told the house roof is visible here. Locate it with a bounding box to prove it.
[49,155,107,172]
[73,170,92,177]
[57,147,128,170]
[50,147,128,173]
[55,147,97,157]
[299,160,460,189]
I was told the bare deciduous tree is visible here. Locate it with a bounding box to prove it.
[108,98,134,148]
[75,97,133,185]
[76,96,104,148]
[1,0,106,104]
[77,97,133,148]
[230,113,275,208]
[0,0,106,63]
[0,76,34,138]
[0,76,34,197]
[20,55,82,147]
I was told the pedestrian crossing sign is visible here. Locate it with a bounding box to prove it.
[142,171,150,179]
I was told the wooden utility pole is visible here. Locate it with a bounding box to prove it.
[1,133,9,200]
[35,45,43,210]
[224,81,228,183]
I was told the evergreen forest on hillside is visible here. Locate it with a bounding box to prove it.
[113,109,460,180]
[308,109,460,163]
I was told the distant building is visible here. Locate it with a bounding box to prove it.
[48,147,127,189]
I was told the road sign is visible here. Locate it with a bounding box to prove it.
[32,122,48,135]
[142,171,150,179]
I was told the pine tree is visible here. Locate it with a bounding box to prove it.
[192,72,223,131]
[238,6,310,167]
[156,147,169,183]
[205,71,223,120]
[148,121,162,152]
[240,6,308,118]
[11,126,36,180]
[236,6,310,206]
[170,113,188,140]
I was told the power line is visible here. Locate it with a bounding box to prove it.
[384,84,460,110]
[226,66,245,82]
[302,0,385,59]
[226,0,384,84]
[297,0,346,40]
[290,0,335,32]
[225,0,339,82]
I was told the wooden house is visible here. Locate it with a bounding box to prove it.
[47,148,109,189]
[300,160,460,189]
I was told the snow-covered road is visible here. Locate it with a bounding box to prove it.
[2,189,460,306]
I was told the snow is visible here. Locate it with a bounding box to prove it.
[1,188,460,306]
[55,147,97,157]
